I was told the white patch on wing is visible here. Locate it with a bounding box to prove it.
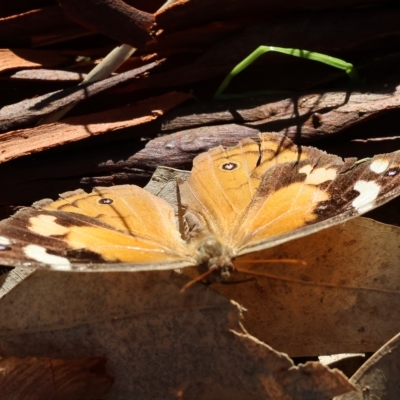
[369,159,389,174]
[0,236,11,245]
[299,165,337,185]
[29,214,69,236]
[352,180,381,213]
[23,244,71,270]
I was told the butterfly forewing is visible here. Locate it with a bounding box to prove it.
[179,135,314,243]
[0,186,196,270]
[180,134,337,246]
[236,151,400,255]
[178,138,260,237]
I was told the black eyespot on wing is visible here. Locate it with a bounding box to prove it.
[0,245,11,251]
[98,198,114,205]
[385,168,400,177]
[220,162,240,171]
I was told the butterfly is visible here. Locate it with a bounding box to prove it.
[0,132,399,282]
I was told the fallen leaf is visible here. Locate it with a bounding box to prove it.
[0,356,113,400]
[215,218,400,357]
[0,270,354,399]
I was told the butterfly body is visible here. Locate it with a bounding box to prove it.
[191,236,235,282]
[0,133,400,278]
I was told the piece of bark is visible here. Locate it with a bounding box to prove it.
[335,332,400,400]
[0,60,161,132]
[129,87,400,162]
[75,85,400,152]
[149,19,246,58]
[58,0,154,48]
[0,91,192,163]
[0,356,113,400]
[124,124,262,171]
[0,49,68,72]
[10,69,87,81]
[0,6,91,47]
[0,269,355,399]
[160,86,400,139]
[252,86,400,140]
[123,0,166,13]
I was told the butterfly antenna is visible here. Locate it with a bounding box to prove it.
[234,258,306,280]
[234,266,286,279]
[180,266,218,293]
[235,258,306,266]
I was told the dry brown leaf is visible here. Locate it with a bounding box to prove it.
[0,270,354,399]
[0,356,113,400]
[334,331,400,400]
[215,217,400,357]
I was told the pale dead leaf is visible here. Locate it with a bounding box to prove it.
[0,356,113,399]
[0,269,354,399]
[216,218,400,357]
[334,331,400,400]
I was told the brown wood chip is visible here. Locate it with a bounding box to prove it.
[0,92,192,163]
[59,0,154,48]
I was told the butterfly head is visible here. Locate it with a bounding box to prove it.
[195,237,235,282]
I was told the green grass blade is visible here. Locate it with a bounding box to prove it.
[214,45,360,99]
